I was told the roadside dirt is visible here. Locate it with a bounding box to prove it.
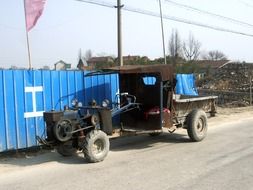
[208,106,253,126]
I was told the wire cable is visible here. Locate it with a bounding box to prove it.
[164,0,253,28]
[123,5,253,37]
[236,0,253,8]
[73,0,253,37]
[74,0,115,8]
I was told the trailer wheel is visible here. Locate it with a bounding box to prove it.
[187,109,208,142]
[56,142,76,157]
[83,130,109,163]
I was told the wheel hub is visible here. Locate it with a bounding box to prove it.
[196,118,204,133]
[54,120,73,142]
[92,139,104,155]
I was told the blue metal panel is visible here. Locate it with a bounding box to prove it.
[33,71,45,142]
[0,69,120,152]
[42,71,53,112]
[24,70,36,147]
[13,70,26,149]
[51,71,61,110]
[59,71,68,109]
[84,73,119,107]
[3,71,17,150]
[75,71,85,105]
[84,74,93,105]
[0,70,7,151]
[109,74,119,104]
[66,71,77,106]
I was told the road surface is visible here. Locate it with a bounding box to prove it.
[0,108,253,190]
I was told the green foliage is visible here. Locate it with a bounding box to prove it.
[123,56,150,65]
[94,61,117,70]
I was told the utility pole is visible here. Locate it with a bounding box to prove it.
[116,0,123,66]
[158,0,167,65]
[250,75,252,106]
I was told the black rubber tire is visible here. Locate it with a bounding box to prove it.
[149,132,162,137]
[56,142,76,157]
[187,109,208,142]
[83,130,109,163]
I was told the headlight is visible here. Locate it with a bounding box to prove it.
[102,99,110,108]
[71,98,78,107]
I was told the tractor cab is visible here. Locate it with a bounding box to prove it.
[106,64,175,133]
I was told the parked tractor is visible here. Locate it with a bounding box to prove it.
[38,65,217,163]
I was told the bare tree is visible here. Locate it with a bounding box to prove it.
[202,50,227,61]
[78,49,93,61]
[182,33,201,61]
[168,29,182,65]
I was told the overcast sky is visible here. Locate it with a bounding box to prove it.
[1,0,253,69]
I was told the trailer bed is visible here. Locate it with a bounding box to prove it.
[173,94,218,123]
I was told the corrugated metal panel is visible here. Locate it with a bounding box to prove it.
[0,70,119,152]
[84,73,119,105]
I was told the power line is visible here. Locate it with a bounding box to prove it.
[123,5,253,37]
[236,0,253,8]
[164,0,253,29]
[74,0,114,8]
[74,0,253,37]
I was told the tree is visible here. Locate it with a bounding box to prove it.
[202,50,227,61]
[182,33,201,61]
[168,29,182,65]
[78,49,93,62]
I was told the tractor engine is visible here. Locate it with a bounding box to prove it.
[43,110,98,143]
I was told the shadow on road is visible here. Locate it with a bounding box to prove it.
[0,132,190,167]
[110,132,190,151]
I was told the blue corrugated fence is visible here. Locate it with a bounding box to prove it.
[0,70,119,152]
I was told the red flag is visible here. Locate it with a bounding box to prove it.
[25,0,46,31]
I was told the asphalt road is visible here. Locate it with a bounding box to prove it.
[0,114,253,190]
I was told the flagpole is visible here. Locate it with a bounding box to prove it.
[23,0,32,69]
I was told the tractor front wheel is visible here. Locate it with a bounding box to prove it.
[83,130,110,163]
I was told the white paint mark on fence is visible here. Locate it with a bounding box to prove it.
[24,86,44,118]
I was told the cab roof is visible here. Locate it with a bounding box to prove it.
[106,64,174,81]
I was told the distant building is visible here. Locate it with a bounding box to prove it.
[87,56,115,69]
[10,65,26,70]
[41,65,50,70]
[77,58,93,70]
[54,60,71,70]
